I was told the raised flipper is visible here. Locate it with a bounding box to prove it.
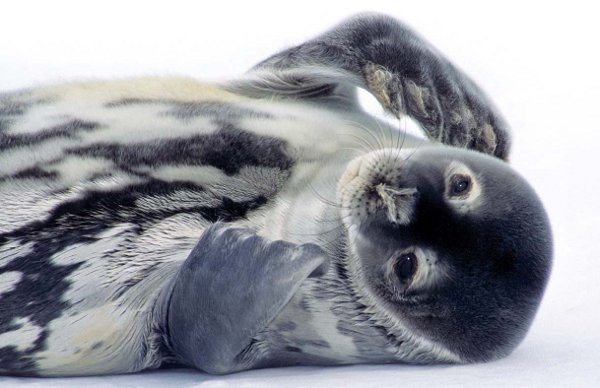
[165,223,329,374]
[230,13,510,159]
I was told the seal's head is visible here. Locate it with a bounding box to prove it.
[338,145,552,363]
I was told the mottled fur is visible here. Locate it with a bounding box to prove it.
[0,13,551,376]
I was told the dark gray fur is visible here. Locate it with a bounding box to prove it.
[67,124,292,175]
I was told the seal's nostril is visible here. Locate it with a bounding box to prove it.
[373,184,419,225]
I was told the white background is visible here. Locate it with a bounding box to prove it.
[1,0,599,386]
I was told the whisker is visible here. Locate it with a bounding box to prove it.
[405,136,426,162]
[338,127,379,154]
[316,212,356,224]
[286,226,348,250]
[370,114,390,149]
[307,181,356,212]
[337,146,370,154]
[343,133,378,154]
[343,119,385,151]
[287,224,344,238]
[391,116,408,166]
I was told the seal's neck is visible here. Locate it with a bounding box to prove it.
[249,206,404,368]
[242,156,403,367]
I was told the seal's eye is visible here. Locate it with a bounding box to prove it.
[450,174,471,196]
[395,253,417,282]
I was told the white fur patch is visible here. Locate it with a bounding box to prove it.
[270,287,360,362]
[36,255,181,375]
[0,317,43,352]
[35,303,155,375]
[46,156,114,185]
[0,271,23,297]
[0,182,71,234]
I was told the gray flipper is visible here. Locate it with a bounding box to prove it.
[230,13,510,159]
[165,223,329,374]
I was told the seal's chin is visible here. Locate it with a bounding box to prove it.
[337,148,418,229]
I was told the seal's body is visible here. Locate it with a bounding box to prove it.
[0,14,552,376]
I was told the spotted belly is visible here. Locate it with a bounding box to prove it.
[0,79,300,375]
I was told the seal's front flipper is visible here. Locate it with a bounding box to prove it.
[230,13,510,159]
[165,223,329,374]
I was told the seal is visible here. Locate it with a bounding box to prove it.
[0,13,552,376]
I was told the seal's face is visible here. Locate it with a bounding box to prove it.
[338,145,552,363]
